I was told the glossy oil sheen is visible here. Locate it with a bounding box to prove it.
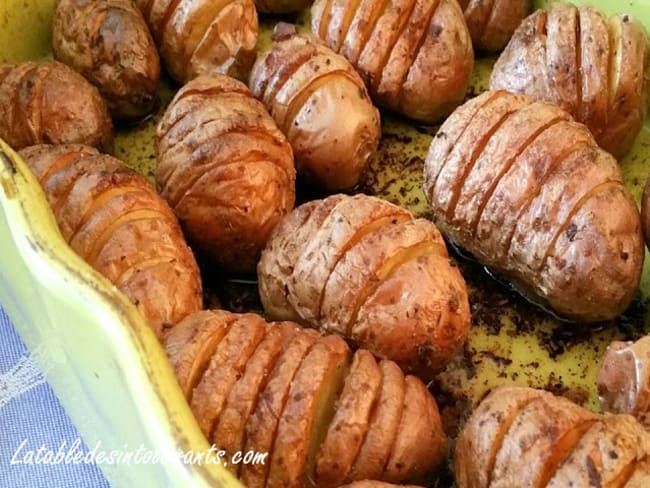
[0,1,649,487]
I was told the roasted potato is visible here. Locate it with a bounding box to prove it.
[156,74,296,272]
[166,310,447,487]
[135,0,257,83]
[457,0,530,52]
[53,0,160,120]
[249,27,380,191]
[490,3,650,159]
[258,194,471,377]
[423,90,644,322]
[0,62,112,151]
[19,144,202,338]
[599,335,650,428]
[339,483,424,488]
[455,385,650,488]
[311,0,474,123]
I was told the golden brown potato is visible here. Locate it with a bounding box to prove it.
[167,310,447,487]
[258,194,471,378]
[135,0,258,83]
[156,74,295,272]
[423,90,644,322]
[455,385,650,488]
[490,3,650,159]
[53,0,160,120]
[249,27,380,191]
[311,0,474,123]
[19,144,202,338]
[599,335,650,428]
[0,62,112,151]
[458,0,530,52]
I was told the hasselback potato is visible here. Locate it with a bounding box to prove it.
[423,90,644,322]
[0,62,112,151]
[490,2,650,159]
[156,74,296,272]
[599,335,650,428]
[310,0,474,123]
[166,309,447,487]
[258,194,471,377]
[135,0,258,83]
[457,0,531,52]
[456,386,650,488]
[249,28,380,191]
[53,0,160,120]
[20,144,202,338]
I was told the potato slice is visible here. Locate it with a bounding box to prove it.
[477,0,530,52]
[599,14,650,159]
[315,350,383,487]
[454,386,547,488]
[490,9,550,97]
[383,375,447,482]
[290,194,411,327]
[337,0,390,66]
[349,360,405,481]
[165,310,235,399]
[240,328,320,488]
[266,335,351,488]
[490,394,598,487]
[189,314,266,438]
[547,414,649,488]
[544,2,579,115]
[577,6,611,143]
[214,321,298,475]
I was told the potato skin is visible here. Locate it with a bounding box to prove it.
[136,0,258,83]
[0,62,112,151]
[156,74,295,272]
[423,90,644,322]
[249,29,380,191]
[311,0,473,123]
[490,3,650,159]
[258,194,471,378]
[599,335,650,428]
[458,0,530,52]
[53,0,160,120]
[167,310,447,487]
[455,386,650,488]
[19,144,202,338]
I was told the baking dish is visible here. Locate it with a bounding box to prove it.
[1,0,649,486]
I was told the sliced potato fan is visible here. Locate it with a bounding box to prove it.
[455,386,650,488]
[424,90,644,323]
[311,0,474,123]
[166,310,447,487]
[156,74,295,273]
[19,144,202,338]
[258,193,471,378]
[490,3,650,159]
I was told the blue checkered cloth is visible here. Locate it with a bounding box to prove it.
[0,306,111,488]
